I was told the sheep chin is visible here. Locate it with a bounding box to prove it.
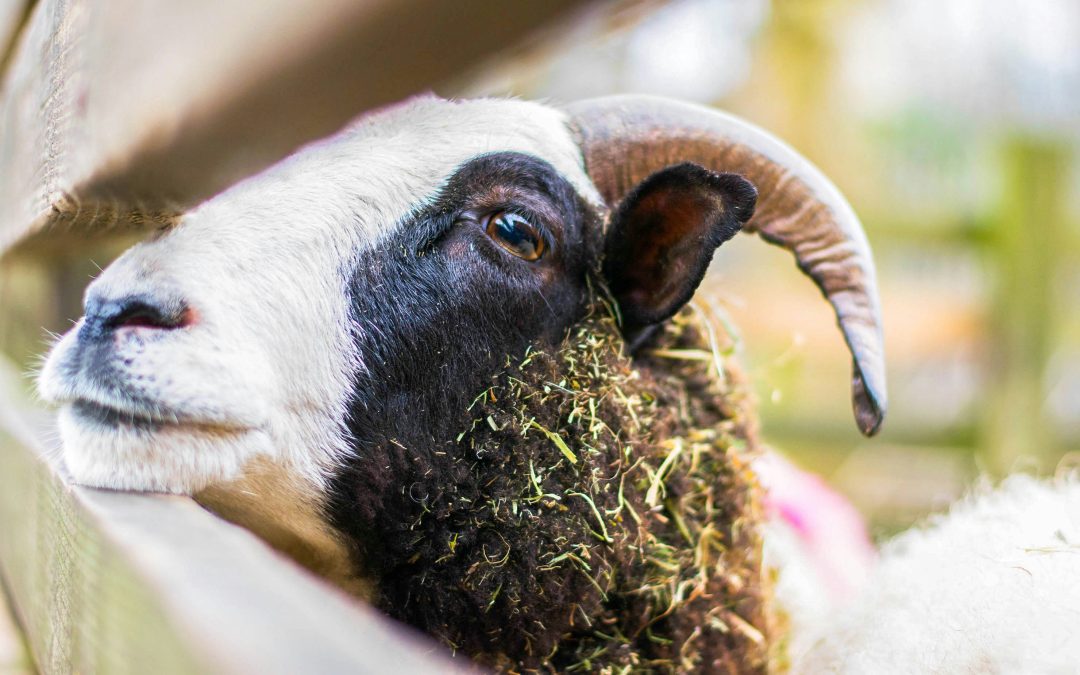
[56,403,273,494]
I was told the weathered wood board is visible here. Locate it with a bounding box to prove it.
[0,358,469,674]
[0,586,31,675]
[0,0,28,65]
[0,0,592,254]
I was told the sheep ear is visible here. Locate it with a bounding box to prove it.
[602,163,756,347]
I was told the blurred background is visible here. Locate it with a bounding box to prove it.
[2,0,1078,539]
[466,0,1080,535]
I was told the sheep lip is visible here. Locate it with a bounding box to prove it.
[68,398,251,434]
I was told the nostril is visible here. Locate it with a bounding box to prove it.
[83,295,194,340]
[109,300,191,330]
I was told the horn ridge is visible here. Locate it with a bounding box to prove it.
[566,94,886,436]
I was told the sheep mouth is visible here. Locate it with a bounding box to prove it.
[69,398,251,435]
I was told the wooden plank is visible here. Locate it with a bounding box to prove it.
[0,0,592,253]
[0,585,32,675]
[0,358,469,674]
[0,0,29,69]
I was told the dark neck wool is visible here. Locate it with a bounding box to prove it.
[365,294,773,673]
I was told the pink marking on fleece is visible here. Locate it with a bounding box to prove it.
[756,452,877,602]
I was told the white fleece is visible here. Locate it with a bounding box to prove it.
[792,476,1080,674]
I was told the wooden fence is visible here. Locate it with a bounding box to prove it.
[0,360,464,674]
[0,0,596,671]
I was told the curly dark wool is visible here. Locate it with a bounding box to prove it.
[343,295,772,673]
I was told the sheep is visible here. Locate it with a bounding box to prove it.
[37,93,890,671]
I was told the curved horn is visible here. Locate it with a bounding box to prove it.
[566,94,886,437]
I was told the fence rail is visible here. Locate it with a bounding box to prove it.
[0,0,591,254]
[0,358,469,674]
[0,1,600,671]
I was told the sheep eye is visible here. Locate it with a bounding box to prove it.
[484,211,546,261]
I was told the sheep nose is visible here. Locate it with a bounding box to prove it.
[80,294,193,342]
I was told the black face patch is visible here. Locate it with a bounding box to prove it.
[325,152,601,632]
[339,152,597,444]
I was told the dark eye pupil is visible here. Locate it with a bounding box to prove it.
[495,214,529,245]
[486,212,545,261]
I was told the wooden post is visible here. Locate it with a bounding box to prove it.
[982,136,1069,475]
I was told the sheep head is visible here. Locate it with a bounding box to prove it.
[38,95,884,496]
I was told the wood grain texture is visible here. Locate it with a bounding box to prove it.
[0,358,471,674]
[0,0,591,253]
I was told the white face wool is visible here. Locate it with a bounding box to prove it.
[38,96,601,495]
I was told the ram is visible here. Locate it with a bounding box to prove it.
[37,94,1077,672]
